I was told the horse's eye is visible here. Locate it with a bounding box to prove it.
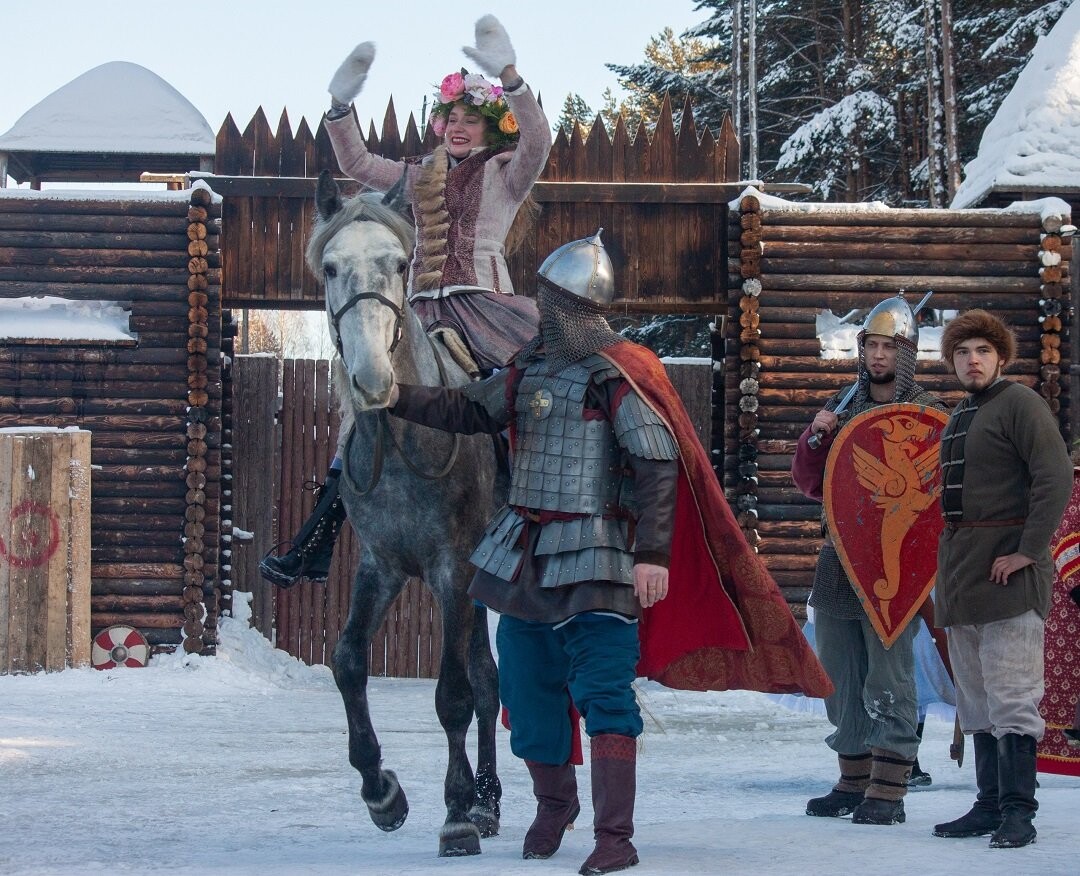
[396,260,407,275]
[324,265,337,280]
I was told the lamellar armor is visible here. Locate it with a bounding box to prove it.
[469,354,678,588]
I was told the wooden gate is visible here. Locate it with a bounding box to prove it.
[231,355,443,675]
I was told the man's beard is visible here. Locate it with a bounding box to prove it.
[868,370,895,385]
[957,365,1002,393]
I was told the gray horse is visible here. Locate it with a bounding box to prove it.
[309,171,501,856]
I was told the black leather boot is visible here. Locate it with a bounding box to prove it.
[259,472,346,587]
[851,748,911,825]
[933,732,1001,838]
[989,733,1038,848]
[806,752,870,817]
[908,722,932,787]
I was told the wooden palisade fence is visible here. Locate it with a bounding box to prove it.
[730,190,1071,610]
[0,185,232,654]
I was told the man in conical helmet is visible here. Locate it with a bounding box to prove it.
[388,231,831,873]
[791,293,945,826]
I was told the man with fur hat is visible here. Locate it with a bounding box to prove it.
[932,309,1071,849]
[386,231,831,874]
[791,294,944,826]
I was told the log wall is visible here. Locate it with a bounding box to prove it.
[729,192,1072,611]
[0,186,227,654]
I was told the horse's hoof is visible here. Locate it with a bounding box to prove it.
[363,770,409,832]
[467,803,500,838]
[439,822,482,857]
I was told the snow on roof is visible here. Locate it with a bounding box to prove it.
[0,178,222,203]
[951,2,1080,209]
[0,61,215,156]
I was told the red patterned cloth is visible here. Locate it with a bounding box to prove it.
[601,343,833,698]
[1040,467,1080,777]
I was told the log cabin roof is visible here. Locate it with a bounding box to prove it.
[952,2,1080,209]
[0,61,214,184]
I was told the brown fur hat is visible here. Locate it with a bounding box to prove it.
[940,308,1016,372]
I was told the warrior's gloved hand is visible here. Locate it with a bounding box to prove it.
[462,15,516,77]
[328,41,376,106]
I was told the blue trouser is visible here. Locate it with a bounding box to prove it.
[497,612,643,764]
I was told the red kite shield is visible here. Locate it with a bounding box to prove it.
[823,403,949,647]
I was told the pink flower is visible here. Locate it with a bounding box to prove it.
[430,115,447,137]
[439,72,465,103]
[491,86,503,99]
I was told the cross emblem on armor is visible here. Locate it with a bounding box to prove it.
[529,389,552,419]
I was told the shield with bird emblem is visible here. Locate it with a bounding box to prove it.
[823,403,949,647]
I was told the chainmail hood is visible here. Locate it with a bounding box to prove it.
[519,277,622,373]
[856,335,920,404]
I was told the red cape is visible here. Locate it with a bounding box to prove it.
[602,342,833,698]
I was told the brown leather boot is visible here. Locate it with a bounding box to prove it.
[522,760,580,859]
[579,734,639,876]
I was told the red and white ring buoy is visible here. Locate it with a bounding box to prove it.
[91,625,150,670]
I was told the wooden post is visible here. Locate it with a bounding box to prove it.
[0,428,91,673]
[232,355,280,639]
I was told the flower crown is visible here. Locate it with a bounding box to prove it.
[428,69,519,148]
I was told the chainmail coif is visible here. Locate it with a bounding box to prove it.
[519,277,622,373]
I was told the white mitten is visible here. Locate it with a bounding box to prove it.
[328,42,375,106]
[461,15,515,78]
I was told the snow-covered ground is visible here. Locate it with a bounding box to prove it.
[2,600,1076,876]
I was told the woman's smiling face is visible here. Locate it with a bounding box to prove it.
[444,105,488,158]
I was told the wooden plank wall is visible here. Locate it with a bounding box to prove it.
[271,358,442,675]
[728,192,1072,611]
[213,95,741,312]
[0,189,226,653]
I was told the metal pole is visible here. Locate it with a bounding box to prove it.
[748,0,758,181]
[732,0,742,144]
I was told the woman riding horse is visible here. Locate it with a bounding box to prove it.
[261,14,551,588]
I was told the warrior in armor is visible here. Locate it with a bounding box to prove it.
[260,14,550,588]
[387,231,671,875]
[791,294,945,826]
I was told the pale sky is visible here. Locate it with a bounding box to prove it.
[0,0,708,146]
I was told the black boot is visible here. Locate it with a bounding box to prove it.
[522,761,580,859]
[851,749,911,825]
[806,752,869,817]
[989,734,1038,849]
[259,472,346,588]
[933,732,1001,838]
[908,722,932,787]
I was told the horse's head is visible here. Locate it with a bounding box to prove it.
[308,171,415,411]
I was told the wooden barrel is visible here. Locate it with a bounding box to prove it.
[0,427,91,672]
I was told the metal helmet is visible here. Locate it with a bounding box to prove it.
[537,228,615,307]
[860,292,919,347]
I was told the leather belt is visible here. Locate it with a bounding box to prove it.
[945,517,1025,532]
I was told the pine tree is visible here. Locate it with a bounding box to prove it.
[556,93,595,138]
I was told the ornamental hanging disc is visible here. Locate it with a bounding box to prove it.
[823,403,949,647]
[91,625,150,670]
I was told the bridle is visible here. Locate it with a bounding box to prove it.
[327,269,460,495]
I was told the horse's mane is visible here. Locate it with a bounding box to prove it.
[305,191,416,277]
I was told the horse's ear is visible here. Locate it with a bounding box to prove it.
[381,170,408,214]
[316,170,344,220]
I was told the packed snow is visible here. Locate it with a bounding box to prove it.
[0,61,214,156]
[0,594,1075,876]
[952,2,1080,208]
[0,296,134,342]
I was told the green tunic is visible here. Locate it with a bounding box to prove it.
[935,379,1073,627]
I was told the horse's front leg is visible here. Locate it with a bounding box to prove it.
[467,601,501,838]
[333,557,409,832]
[432,572,481,856]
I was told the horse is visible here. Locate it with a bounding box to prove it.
[309,170,501,856]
